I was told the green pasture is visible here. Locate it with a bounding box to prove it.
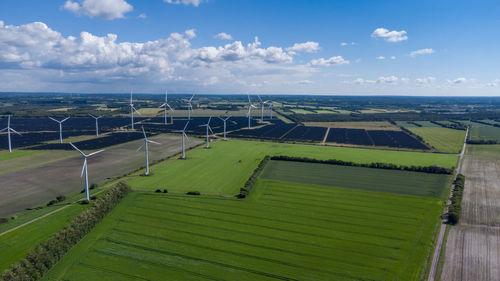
[408,127,466,153]
[261,160,451,198]
[44,174,443,281]
[127,140,457,196]
[0,150,40,161]
[469,124,500,141]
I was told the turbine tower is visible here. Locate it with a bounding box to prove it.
[218,115,231,141]
[182,94,195,120]
[137,126,161,175]
[246,95,257,129]
[129,91,140,130]
[173,121,190,159]
[268,101,277,119]
[70,143,104,201]
[199,117,214,148]
[89,114,103,136]
[1,115,21,153]
[49,117,70,144]
[257,95,269,122]
[159,90,174,124]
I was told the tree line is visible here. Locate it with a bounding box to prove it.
[237,156,270,198]
[1,182,131,281]
[448,174,465,224]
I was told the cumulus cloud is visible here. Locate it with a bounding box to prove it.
[286,41,319,53]
[410,48,435,57]
[371,28,408,42]
[164,0,207,7]
[390,56,396,60]
[376,56,385,60]
[377,76,398,84]
[137,13,147,19]
[340,42,356,46]
[214,32,233,40]
[416,76,436,85]
[62,0,133,20]
[297,79,313,85]
[449,77,467,84]
[310,56,349,66]
[353,78,376,85]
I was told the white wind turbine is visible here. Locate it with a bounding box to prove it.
[268,101,278,119]
[218,115,231,141]
[129,91,140,130]
[1,115,21,153]
[137,126,161,175]
[199,117,214,148]
[246,95,257,129]
[88,114,103,136]
[159,90,174,124]
[70,143,104,201]
[182,94,195,120]
[173,121,190,159]
[49,117,70,144]
[257,95,269,122]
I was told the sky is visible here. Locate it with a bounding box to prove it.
[0,0,499,96]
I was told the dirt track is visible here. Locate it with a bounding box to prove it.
[441,145,500,281]
[0,134,202,217]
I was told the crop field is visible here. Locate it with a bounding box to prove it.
[469,124,500,141]
[261,160,450,198]
[441,145,500,281]
[0,134,202,217]
[0,150,40,161]
[407,127,466,153]
[305,121,401,130]
[325,128,428,149]
[44,160,445,281]
[127,139,457,196]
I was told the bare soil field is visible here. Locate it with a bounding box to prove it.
[441,145,500,281]
[0,134,202,217]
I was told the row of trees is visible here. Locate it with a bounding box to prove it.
[270,155,453,174]
[237,156,270,198]
[1,182,131,281]
[430,121,467,130]
[448,174,465,224]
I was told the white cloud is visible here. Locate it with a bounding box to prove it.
[410,48,435,57]
[449,77,467,84]
[214,32,233,40]
[137,13,147,19]
[486,79,500,87]
[62,0,133,20]
[353,78,376,85]
[164,0,207,7]
[377,76,398,84]
[340,42,356,46]
[390,56,396,60]
[297,79,313,85]
[416,76,436,85]
[286,41,319,53]
[376,56,385,60]
[310,56,349,66]
[371,28,408,42]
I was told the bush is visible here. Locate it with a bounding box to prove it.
[90,196,97,200]
[448,174,465,224]
[46,200,58,207]
[56,196,65,202]
[155,189,162,193]
[90,183,97,190]
[0,218,8,224]
[186,191,200,195]
[80,200,90,205]
[1,182,131,281]
[236,156,270,198]
[163,189,168,193]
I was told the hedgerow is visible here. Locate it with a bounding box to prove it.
[237,156,270,198]
[0,182,131,281]
[448,174,465,224]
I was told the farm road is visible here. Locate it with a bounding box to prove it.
[0,134,202,217]
[440,144,500,281]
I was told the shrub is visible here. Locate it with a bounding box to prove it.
[0,218,8,224]
[155,189,162,193]
[90,196,97,200]
[236,156,270,198]
[163,189,168,193]
[46,200,58,207]
[56,196,66,202]
[448,174,465,224]
[80,200,90,205]
[186,191,200,195]
[89,183,97,190]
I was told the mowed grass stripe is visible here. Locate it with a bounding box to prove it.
[260,160,450,198]
[134,197,413,239]
[115,219,397,273]
[74,263,151,281]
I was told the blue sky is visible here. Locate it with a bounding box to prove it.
[0,0,499,96]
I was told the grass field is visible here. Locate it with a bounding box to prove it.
[127,140,457,196]
[0,150,40,161]
[469,124,500,141]
[44,165,444,281]
[304,121,401,131]
[261,160,451,198]
[407,127,466,153]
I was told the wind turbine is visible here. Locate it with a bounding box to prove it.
[88,114,103,136]
[218,115,231,141]
[199,117,214,148]
[1,115,21,153]
[257,95,269,122]
[268,101,278,119]
[182,94,195,120]
[49,117,70,144]
[69,143,104,201]
[173,121,189,159]
[137,126,161,175]
[159,90,174,124]
[246,95,257,129]
[129,91,140,130]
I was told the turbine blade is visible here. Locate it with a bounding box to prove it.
[88,114,96,119]
[0,127,7,132]
[136,142,145,152]
[166,103,174,112]
[141,126,147,138]
[81,159,87,178]
[184,132,190,142]
[61,117,70,123]
[183,121,190,131]
[69,142,86,157]
[132,107,141,114]
[208,126,214,135]
[48,117,59,123]
[189,94,195,102]
[147,140,161,145]
[208,116,212,124]
[257,94,262,102]
[10,128,22,136]
[87,149,105,157]
[159,103,166,108]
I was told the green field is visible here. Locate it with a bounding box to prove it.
[261,160,451,198]
[469,124,500,141]
[407,127,466,153]
[0,150,40,161]
[127,140,457,196]
[44,162,445,281]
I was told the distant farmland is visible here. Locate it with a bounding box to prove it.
[407,127,466,153]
